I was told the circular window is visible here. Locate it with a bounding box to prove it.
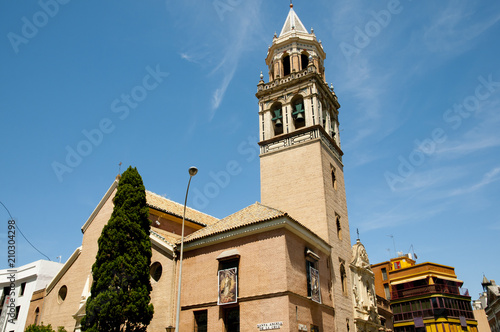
[58,285,68,303]
[150,262,163,282]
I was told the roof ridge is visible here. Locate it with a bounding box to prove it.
[218,201,286,223]
[146,190,219,221]
[183,202,288,243]
[253,201,286,214]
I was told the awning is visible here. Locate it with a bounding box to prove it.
[431,275,463,283]
[391,274,463,286]
[391,276,428,285]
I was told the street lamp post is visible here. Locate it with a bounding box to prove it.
[174,166,198,332]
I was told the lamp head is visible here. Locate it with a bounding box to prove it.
[188,166,198,176]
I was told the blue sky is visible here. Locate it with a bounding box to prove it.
[1,0,499,300]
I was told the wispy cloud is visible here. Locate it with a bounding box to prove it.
[358,194,445,231]
[166,0,264,120]
[180,52,201,64]
[327,1,410,149]
[436,136,500,157]
[449,166,500,196]
[393,166,468,193]
[209,2,264,117]
[182,117,197,141]
[436,97,500,158]
[423,1,500,54]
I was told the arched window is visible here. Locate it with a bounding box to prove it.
[271,103,283,136]
[282,54,291,76]
[34,307,39,325]
[58,285,67,303]
[336,215,342,240]
[150,262,163,282]
[331,167,337,190]
[340,263,347,295]
[330,115,337,139]
[301,53,309,70]
[292,97,305,129]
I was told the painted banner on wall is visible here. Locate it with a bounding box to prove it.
[218,267,238,305]
[310,266,321,304]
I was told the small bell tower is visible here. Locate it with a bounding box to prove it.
[256,4,354,331]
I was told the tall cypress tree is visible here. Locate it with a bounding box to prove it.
[82,166,154,332]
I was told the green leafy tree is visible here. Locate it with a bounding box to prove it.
[25,324,67,332]
[81,166,154,332]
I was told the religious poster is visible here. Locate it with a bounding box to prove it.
[218,267,238,305]
[310,266,321,304]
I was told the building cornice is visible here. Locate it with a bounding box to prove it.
[150,231,175,257]
[46,247,82,295]
[81,179,119,233]
[183,216,331,255]
[256,69,339,110]
[258,125,343,164]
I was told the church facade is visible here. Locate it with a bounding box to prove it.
[33,5,377,332]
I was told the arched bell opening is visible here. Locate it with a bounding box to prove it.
[270,102,284,136]
[320,101,327,128]
[300,52,309,71]
[330,115,338,140]
[291,96,305,129]
[330,121,336,139]
[282,54,291,77]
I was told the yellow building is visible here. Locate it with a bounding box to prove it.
[373,255,478,332]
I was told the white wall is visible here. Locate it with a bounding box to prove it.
[0,260,63,332]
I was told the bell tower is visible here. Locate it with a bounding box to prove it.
[256,4,354,331]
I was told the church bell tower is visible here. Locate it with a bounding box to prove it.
[256,4,354,330]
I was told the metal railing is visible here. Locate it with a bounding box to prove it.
[392,284,469,300]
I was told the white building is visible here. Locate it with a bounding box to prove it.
[350,239,382,332]
[0,260,63,332]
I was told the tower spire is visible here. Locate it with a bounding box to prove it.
[279,3,308,36]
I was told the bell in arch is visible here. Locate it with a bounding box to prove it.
[295,111,304,122]
[293,102,305,124]
[272,108,283,128]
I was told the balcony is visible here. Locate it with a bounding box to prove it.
[391,284,469,300]
[393,308,474,322]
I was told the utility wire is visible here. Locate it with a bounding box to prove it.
[1,200,51,261]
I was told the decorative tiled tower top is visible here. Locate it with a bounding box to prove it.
[256,4,342,161]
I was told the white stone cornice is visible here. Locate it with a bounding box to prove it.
[46,246,82,295]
